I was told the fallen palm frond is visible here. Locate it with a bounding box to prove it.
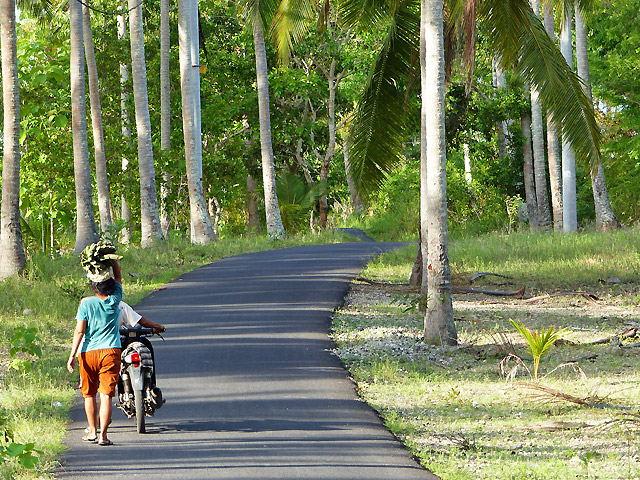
[541,362,587,381]
[499,354,530,380]
[518,383,632,411]
[452,286,526,298]
[523,292,601,304]
[524,420,597,432]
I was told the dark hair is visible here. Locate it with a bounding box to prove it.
[91,278,116,296]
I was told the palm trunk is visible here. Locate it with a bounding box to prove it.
[492,56,507,161]
[83,5,113,233]
[179,0,216,243]
[521,106,538,228]
[529,0,552,229]
[0,0,26,278]
[422,0,456,346]
[543,4,563,231]
[70,0,99,254]
[575,6,620,231]
[252,19,286,238]
[129,0,164,245]
[560,11,577,232]
[318,59,339,229]
[343,135,363,213]
[118,9,133,244]
[160,0,172,236]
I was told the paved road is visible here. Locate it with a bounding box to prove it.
[57,242,439,479]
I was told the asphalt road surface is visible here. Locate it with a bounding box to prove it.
[57,241,439,479]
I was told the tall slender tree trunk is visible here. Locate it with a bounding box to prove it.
[0,0,26,278]
[492,56,507,161]
[317,59,340,229]
[560,10,577,232]
[343,135,363,213]
[543,4,563,230]
[129,0,164,246]
[422,0,456,346]
[521,106,538,228]
[70,0,99,254]
[118,8,133,244]
[252,19,286,238]
[160,0,172,237]
[463,143,472,184]
[83,5,113,233]
[179,0,216,243]
[529,0,552,229]
[575,6,620,231]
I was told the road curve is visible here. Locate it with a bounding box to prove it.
[57,242,439,480]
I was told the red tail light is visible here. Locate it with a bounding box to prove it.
[130,352,141,367]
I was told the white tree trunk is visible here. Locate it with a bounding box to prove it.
[422,0,456,346]
[529,0,552,229]
[160,0,172,236]
[83,5,113,233]
[343,135,363,213]
[492,56,507,161]
[463,143,472,184]
[521,107,538,228]
[252,19,286,238]
[118,8,133,244]
[0,0,26,278]
[129,0,164,245]
[560,11,577,233]
[179,0,216,243]
[70,0,99,254]
[575,6,620,231]
[543,4,563,231]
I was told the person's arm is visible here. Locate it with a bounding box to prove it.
[112,260,122,283]
[67,320,86,373]
[138,316,165,334]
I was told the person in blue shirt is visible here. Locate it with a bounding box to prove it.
[67,260,122,446]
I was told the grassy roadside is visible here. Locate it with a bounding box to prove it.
[332,229,640,480]
[0,230,352,479]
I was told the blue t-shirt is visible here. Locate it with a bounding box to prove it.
[76,282,123,352]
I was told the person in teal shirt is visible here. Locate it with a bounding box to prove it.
[68,260,122,446]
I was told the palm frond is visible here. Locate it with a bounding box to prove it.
[244,0,281,31]
[270,0,318,64]
[481,0,601,168]
[346,0,420,197]
[339,0,403,31]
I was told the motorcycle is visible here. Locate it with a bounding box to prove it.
[117,326,165,433]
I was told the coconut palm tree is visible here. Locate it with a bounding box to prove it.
[118,8,133,244]
[248,0,287,238]
[128,0,164,246]
[160,0,172,236]
[543,4,563,230]
[179,0,217,243]
[70,0,100,254]
[83,4,113,233]
[0,0,27,279]
[560,10,577,232]
[574,5,620,231]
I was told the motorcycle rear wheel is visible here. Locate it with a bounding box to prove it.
[134,389,146,433]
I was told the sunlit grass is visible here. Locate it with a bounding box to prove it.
[334,228,640,479]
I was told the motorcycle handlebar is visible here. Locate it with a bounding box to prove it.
[120,327,155,337]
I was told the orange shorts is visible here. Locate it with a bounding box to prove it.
[78,348,121,398]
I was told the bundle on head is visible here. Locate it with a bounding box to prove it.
[81,240,122,282]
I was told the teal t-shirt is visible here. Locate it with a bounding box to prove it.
[76,282,123,352]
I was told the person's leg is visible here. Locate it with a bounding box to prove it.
[98,392,113,443]
[84,396,98,439]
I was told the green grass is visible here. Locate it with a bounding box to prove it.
[333,228,640,480]
[0,229,352,479]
